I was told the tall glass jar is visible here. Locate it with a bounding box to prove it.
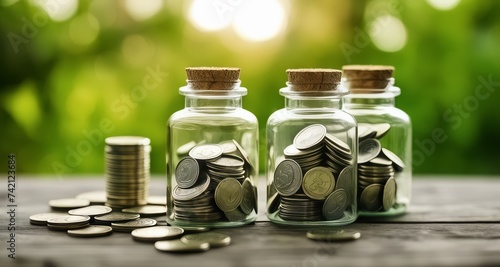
[342,65,411,216]
[266,69,358,226]
[166,67,258,228]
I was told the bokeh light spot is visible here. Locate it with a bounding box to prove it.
[232,0,286,42]
[124,0,163,21]
[31,0,78,22]
[369,15,407,52]
[69,14,100,46]
[426,0,460,10]
[188,0,234,31]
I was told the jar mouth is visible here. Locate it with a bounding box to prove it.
[341,78,400,97]
[280,82,349,97]
[180,80,247,97]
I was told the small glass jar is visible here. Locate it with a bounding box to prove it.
[266,69,358,226]
[166,67,259,228]
[342,65,412,216]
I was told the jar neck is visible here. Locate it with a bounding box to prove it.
[185,96,242,110]
[285,97,342,110]
[343,95,395,108]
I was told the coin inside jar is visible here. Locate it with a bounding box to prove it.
[274,159,303,197]
[175,157,200,189]
[214,178,243,212]
[302,167,335,200]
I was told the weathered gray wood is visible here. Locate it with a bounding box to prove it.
[1,176,500,267]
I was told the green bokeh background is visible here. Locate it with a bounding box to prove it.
[1,0,499,176]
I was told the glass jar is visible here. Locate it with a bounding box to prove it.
[166,67,259,228]
[266,69,358,226]
[342,65,411,216]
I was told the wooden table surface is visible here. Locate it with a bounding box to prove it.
[1,175,500,267]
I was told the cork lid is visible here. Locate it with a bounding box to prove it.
[342,65,394,91]
[186,67,240,90]
[286,69,343,91]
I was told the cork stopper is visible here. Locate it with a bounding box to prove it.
[186,67,240,90]
[342,65,394,92]
[286,69,342,91]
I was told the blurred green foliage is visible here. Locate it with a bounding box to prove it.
[1,0,500,176]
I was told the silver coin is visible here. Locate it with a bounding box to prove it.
[224,208,248,222]
[175,157,200,189]
[173,173,210,201]
[322,189,348,220]
[240,179,255,215]
[111,218,157,232]
[358,124,377,140]
[215,178,243,212]
[284,144,323,158]
[383,177,397,211]
[68,205,112,217]
[67,225,113,237]
[381,148,405,171]
[267,192,281,213]
[131,226,184,242]
[122,205,167,216]
[358,138,382,164]
[294,124,326,150]
[274,159,302,196]
[94,212,140,223]
[48,222,89,231]
[219,140,238,154]
[306,229,361,241]
[180,226,211,233]
[177,141,197,156]
[49,198,90,209]
[325,134,351,154]
[189,144,223,160]
[372,123,391,138]
[29,213,69,225]
[155,239,209,253]
[181,232,231,248]
[232,139,255,171]
[76,191,107,205]
[368,157,392,166]
[105,136,150,146]
[335,166,354,206]
[208,155,245,168]
[47,215,91,225]
[360,184,384,211]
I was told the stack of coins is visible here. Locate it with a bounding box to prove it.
[172,140,256,223]
[284,124,325,174]
[273,124,355,221]
[357,124,404,212]
[324,134,353,178]
[105,136,151,208]
[47,215,91,230]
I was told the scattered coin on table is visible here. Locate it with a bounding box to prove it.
[67,225,113,238]
[306,229,361,241]
[49,198,90,210]
[181,232,231,248]
[131,226,184,242]
[155,239,210,253]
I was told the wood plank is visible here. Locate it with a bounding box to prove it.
[2,222,500,267]
[1,176,500,267]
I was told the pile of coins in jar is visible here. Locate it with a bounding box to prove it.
[357,123,405,212]
[172,140,257,223]
[270,124,355,221]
